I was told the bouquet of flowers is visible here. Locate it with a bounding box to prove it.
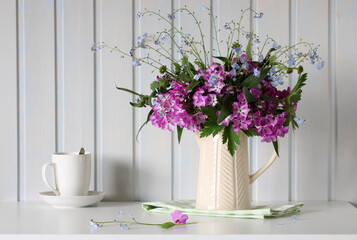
[93,6,324,156]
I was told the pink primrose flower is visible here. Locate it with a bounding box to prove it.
[250,88,262,98]
[207,94,218,106]
[171,210,188,224]
[247,111,262,126]
[232,117,251,131]
[192,88,207,108]
[232,101,249,119]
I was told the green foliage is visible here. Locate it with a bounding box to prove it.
[201,106,218,120]
[269,55,277,65]
[292,73,307,94]
[194,61,205,69]
[243,86,257,103]
[116,86,143,97]
[273,141,279,157]
[160,222,176,229]
[286,68,294,74]
[150,81,159,91]
[136,109,154,141]
[177,126,183,144]
[200,125,224,138]
[222,125,241,156]
[246,34,253,60]
[284,73,308,129]
[213,56,231,64]
[242,128,259,137]
[186,81,199,91]
[260,95,276,103]
[174,63,181,74]
[241,68,271,88]
[159,65,167,74]
[217,95,235,124]
[129,97,148,108]
[182,56,189,65]
[297,65,304,74]
[178,72,191,82]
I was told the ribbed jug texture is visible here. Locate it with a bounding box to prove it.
[195,131,251,210]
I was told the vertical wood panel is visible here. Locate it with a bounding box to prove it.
[56,0,95,191]
[295,0,329,200]
[253,0,289,201]
[134,0,173,201]
[18,0,56,200]
[1,0,356,202]
[328,0,337,201]
[98,0,134,200]
[0,0,18,201]
[336,0,357,201]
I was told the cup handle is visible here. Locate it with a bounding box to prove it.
[42,162,59,195]
[249,140,280,184]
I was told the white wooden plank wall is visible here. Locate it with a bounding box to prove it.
[0,0,355,203]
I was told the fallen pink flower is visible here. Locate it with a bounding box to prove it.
[171,210,188,224]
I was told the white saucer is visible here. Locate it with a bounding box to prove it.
[39,191,105,208]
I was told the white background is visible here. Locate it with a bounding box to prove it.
[0,0,355,204]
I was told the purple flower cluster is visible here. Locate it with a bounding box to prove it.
[150,79,207,132]
[149,59,292,143]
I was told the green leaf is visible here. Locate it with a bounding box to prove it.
[130,99,146,108]
[150,81,160,91]
[222,126,229,144]
[246,34,253,60]
[160,222,176,229]
[148,91,156,107]
[177,126,183,144]
[264,48,276,59]
[217,95,235,124]
[291,118,299,130]
[159,78,168,87]
[283,103,295,127]
[241,68,271,88]
[182,56,189,65]
[200,125,224,138]
[188,62,196,72]
[178,72,191,82]
[276,64,287,71]
[286,104,295,115]
[290,89,302,103]
[186,81,199,91]
[273,140,280,157]
[213,56,230,64]
[242,128,258,137]
[269,55,277,65]
[212,125,224,137]
[260,95,276,103]
[194,61,205,69]
[292,73,308,93]
[201,106,218,119]
[243,86,257,103]
[174,63,181,74]
[116,86,143,97]
[226,125,240,156]
[135,109,154,141]
[200,127,216,138]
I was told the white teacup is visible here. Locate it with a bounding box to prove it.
[42,152,91,196]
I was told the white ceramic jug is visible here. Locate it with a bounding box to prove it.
[195,131,278,210]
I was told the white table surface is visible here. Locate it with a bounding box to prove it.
[0,201,356,240]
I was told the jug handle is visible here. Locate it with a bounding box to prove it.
[249,140,280,184]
